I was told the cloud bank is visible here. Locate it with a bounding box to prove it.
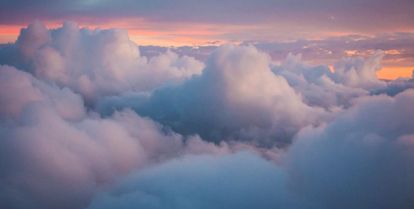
[0,65,211,209]
[89,89,414,209]
[1,22,414,209]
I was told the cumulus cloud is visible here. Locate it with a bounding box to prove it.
[286,89,414,209]
[0,65,228,209]
[88,89,414,209]
[99,44,414,146]
[1,21,203,102]
[112,45,328,145]
[141,32,414,72]
[1,22,414,209]
[273,51,414,111]
[332,50,386,89]
[272,51,389,109]
[250,33,414,68]
[0,65,85,120]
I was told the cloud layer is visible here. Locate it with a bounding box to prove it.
[89,90,414,209]
[1,0,414,36]
[0,65,203,209]
[88,152,297,209]
[1,22,414,209]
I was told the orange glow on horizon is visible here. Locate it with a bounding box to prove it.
[0,22,413,80]
[0,19,248,46]
[0,25,23,43]
[328,64,412,80]
[377,66,413,80]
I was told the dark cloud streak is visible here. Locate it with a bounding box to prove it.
[0,0,413,35]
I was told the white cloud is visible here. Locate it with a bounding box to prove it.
[1,22,414,209]
[12,21,203,102]
[0,65,226,209]
[125,45,328,145]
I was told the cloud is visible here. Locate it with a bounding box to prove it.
[286,89,414,209]
[88,89,414,209]
[0,21,203,103]
[0,65,228,209]
[332,50,385,89]
[270,49,413,110]
[147,32,414,72]
[103,45,410,144]
[251,33,414,67]
[271,52,388,109]
[111,45,328,145]
[87,152,298,209]
[373,75,414,96]
[1,22,414,209]
[0,65,85,120]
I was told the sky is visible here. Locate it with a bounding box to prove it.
[1,1,414,209]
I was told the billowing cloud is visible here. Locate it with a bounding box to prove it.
[102,45,328,145]
[102,45,410,144]
[0,65,85,120]
[272,51,386,109]
[88,89,414,209]
[1,22,414,209]
[140,33,414,80]
[286,89,414,209]
[0,65,227,209]
[0,21,203,102]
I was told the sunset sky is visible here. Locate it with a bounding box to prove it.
[1,0,414,79]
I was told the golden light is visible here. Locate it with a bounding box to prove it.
[377,66,413,80]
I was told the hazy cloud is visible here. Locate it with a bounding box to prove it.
[287,89,414,209]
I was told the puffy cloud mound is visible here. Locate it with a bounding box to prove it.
[1,21,203,102]
[287,89,414,209]
[0,65,228,209]
[332,50,385,89]
[115,45,327,145]
[87,152,298,209]
[0,65,85,120]
[272,52,391,109]
[89,89,414,209]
